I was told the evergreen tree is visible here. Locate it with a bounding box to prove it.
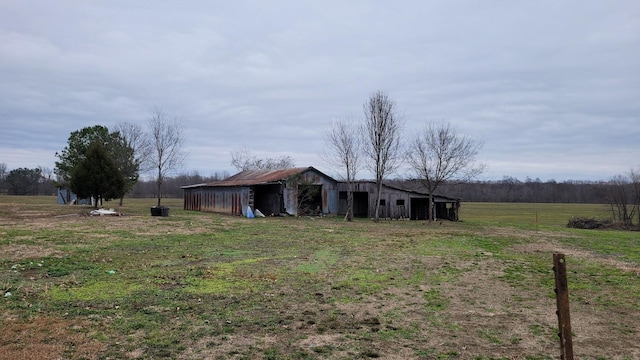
[70,141,125,208]
[55,125,140,202]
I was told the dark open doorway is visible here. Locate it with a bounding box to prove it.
[353,191,369,217]
[298,184,322,215]
[338,191,369,217]
[253,184,283,216]
[410,198,428,220]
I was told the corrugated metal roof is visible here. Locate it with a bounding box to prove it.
[340,180,460,202]
[182,167,329,188]
[385,181,460,201]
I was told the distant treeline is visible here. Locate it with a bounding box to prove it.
[0,169,228,199]
[0,169,622,205]
[439,177,611,203]
[130,175,613,204]
[128,172,229,199]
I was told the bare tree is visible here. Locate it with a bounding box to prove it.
[37,166,55,195]
[607,174,636,227]
[115,122,152,170]
[114,122,152,205]
[0,162,7,194]
[406,122,484,223]
[362,90,402,222]
[322,118,361,221]
[147,109,187,208]
[230,147,295,171]
[630,168,640,226]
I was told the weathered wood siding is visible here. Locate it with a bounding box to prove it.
[337,181,460,220]
[338,182,411,219]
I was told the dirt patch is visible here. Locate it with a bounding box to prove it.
[178,334,280,359]
[0,244,65,262]
[0,315,106,359]
[442,257,558,358]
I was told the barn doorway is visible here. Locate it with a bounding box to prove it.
[298,184,322,215]
[410,198,428,220]
[253,184,284,216]
[338,191,369,217]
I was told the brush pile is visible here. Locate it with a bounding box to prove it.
[566,217,611,229]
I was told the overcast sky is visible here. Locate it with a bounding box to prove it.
[1,1,638,182]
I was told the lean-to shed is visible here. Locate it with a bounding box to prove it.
[337,180,461,221]
[182,167,338,216]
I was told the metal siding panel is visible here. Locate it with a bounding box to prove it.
[283,187,296,215]
[326,189,338,214]
[322,187,327,210]
[241,190,248,216]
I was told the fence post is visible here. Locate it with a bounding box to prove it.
[553,253,574,360]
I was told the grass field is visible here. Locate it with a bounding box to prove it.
[0,196,638,359]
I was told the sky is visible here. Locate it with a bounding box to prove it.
[1,1,639,182]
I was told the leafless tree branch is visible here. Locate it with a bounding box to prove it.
[362,90,402,222]
[322,117,361,221]
[147,108,187,207]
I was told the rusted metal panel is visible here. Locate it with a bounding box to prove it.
[183,187,248,216]
[322,188,328,209]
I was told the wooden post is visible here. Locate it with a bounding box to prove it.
[553,253,574,360]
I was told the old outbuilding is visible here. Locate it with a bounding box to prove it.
[182,167,338,217]
[183,168,460,221]
[337,180,460,221]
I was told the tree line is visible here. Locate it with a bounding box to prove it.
[438,177,629,204]
[2,165,636,207]
[0,164,56,196]
[0,167,227,199]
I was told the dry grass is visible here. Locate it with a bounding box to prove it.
[0,316,106,359]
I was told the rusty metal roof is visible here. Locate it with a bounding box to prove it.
[182,167,332,188]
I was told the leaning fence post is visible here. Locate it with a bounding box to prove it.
[553,253,574,360]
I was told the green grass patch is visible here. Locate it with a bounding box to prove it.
[49,279,145,301]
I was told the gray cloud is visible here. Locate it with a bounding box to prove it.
[1,1,638,181]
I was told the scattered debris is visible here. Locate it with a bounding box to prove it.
[4,292,12,298]
[106,270,116,274]
[254,209,266,217]
[89,209,123,216]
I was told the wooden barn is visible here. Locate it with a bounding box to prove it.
[182,167,338,217]
[337,181,461,221]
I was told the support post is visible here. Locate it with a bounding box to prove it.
[553,253,574,360]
